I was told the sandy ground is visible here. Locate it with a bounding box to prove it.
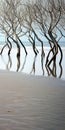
[0,70,65,130]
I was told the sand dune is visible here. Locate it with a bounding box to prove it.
[0,70,65,130]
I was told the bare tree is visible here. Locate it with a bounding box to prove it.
[32,0,64,67]
[0,0,27,55]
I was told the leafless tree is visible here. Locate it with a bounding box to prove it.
[0,0,27,55]
[18,1,44,56]
[32,0,65,67]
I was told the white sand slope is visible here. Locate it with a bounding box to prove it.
[0,70,65,130]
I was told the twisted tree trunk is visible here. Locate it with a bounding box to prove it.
[29,34,38,55]
[16,35,27,55]
[9,36,20,58]
[7,37,12,55]
[32,28,45,56]
[0,36,12,55]
[47,30,58,66]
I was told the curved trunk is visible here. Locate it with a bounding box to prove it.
[48,65,57,77]
[59,63,63,78]
[7,37,12,55]
[10,36,20,57]
[57,43,63,78]
[29,34,38,55]
[0,35,12,55]
[57,43,63,65]
[0,36,12,56]
[45,44,55,66]
[16,35,27,55]
[47,30,58,66]
[32,28,45,56]
[0,43,9,55]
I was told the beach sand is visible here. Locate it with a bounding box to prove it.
[0,70,65,130]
